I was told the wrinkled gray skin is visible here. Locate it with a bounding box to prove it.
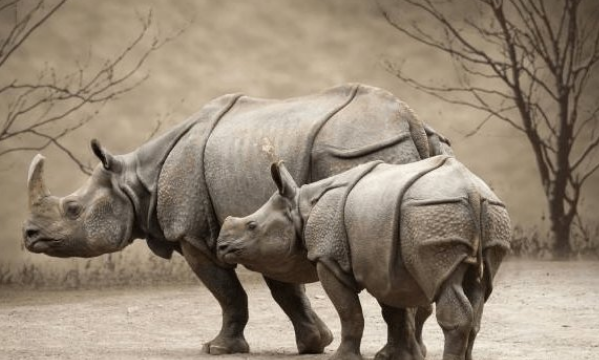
[23,84,451,355]
[217,157,511,360]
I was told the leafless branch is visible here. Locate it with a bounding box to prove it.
[30,129,94,174]
[579,160,599,186]
[379,0,599,256]
[0,0,68,68]
[146,119,162,141]
[383,59,525,131]
[0,1,181,172]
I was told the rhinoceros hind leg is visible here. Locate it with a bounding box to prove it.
[436,264,473,360]
[415,304,433,357]
[317,263,364,360]
[181,242,250,354]
[263,277,333,354]
[463,267,487,360]
[374,304,425,360]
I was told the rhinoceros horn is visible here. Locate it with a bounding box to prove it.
[27,154,51,208]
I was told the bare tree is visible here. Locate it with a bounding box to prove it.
[0,0,171,174]
[378,0,599,258]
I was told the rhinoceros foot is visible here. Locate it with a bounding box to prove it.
[329,348,363,360]
[202,335,249,355]
[374,343,425,360]
[296,315,334,354]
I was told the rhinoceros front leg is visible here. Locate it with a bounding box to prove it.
[317,263,364,360]
[180,241,250,355]
[263,277,333,354]
[374,304,425,360]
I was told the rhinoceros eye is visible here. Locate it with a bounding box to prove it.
[246,221,257,230]
[64,201,83,219]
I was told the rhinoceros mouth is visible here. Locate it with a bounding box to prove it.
[26,237,63,253]
[219,247,242,264]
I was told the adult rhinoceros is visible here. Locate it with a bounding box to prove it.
[23,83,450,355]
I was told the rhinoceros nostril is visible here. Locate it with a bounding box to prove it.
[25,228,40,239]
[218,243,229,252]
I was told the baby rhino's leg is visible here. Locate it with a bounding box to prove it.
[436,264,474,360]
[415,305,433,356]
[317,263,364,360]
[463,268,487,360]
[375,304,425,360]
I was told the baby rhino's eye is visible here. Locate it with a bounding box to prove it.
[246,221,257,230]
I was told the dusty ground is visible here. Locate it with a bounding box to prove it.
[1,261,597,360]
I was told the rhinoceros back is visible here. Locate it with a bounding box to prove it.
[309,84,430,180]
[204,84,428,222]
[205,84,355,220]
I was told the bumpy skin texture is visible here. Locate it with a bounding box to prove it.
[23,84,450,356]
[217,156,510,360]
[315,157,510,360]
[157,84,447,355]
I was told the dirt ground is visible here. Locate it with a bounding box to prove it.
[1,261,597,360]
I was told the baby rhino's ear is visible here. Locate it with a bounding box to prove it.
[270,161,298,200]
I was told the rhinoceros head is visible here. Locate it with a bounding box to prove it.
[216,161,314,275]
[22,140,137,258]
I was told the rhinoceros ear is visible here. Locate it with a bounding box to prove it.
[91,139,121,172]
[270,161,297,200]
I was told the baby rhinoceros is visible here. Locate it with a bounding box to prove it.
[217,155,511,360]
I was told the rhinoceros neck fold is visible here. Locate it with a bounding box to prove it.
[117,116,202,247]
[298,161,383,291]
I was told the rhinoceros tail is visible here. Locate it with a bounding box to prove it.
[463,188,485,282]
[401,102,430,159]
[424,123,453,156]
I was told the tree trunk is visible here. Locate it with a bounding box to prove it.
[550,92,574,260]
[548,194,573,260]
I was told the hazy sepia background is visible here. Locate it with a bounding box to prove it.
[1,0,598,285]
